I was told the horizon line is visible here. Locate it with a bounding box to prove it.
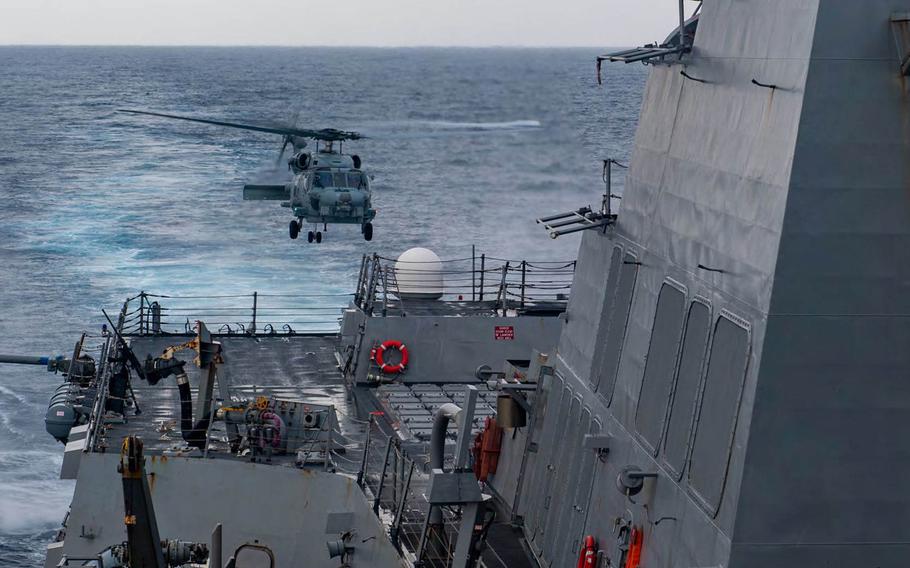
[0,43,618,50]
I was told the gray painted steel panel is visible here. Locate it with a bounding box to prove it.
[529,383,573,548]
[661,300,711,479]
[595,253,638,400]
[552,408,593,565]
[635,284,686,453]
[566,417,599,560]
[688,316,750,514]
[518,372,564,532]
[62,454,404,567]
[586,247,623,389]
[346,312,561,384]
[556,239,619,384]
[540,394,581,563]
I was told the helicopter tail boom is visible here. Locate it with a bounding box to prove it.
[242,184,290,201]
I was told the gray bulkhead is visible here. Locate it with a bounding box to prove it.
[518,1,910,567]
[341,308,562,385]
[60,453,405,568]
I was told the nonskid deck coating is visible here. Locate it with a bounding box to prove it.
[98,335,358,456]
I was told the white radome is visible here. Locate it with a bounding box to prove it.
[394,248,444,300]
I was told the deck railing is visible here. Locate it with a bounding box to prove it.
[357,417,462,567]
[355,253,576,316]
[119,291,351,336]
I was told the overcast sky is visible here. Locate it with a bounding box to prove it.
[0,0,688,47]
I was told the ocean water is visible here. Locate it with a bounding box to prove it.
[0,46,645,566]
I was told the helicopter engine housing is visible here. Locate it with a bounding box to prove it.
[290,152,311,172]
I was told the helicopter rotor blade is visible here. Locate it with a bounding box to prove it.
[118,109,364,141]
[276,136,291,166]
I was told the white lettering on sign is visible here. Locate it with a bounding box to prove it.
[494,326,514,340]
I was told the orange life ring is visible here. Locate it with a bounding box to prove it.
[375,340,409,374]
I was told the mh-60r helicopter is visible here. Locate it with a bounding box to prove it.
[119,109,376,242]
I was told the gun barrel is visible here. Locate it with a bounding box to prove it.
[0,354,49,365]
[0,354,64,371]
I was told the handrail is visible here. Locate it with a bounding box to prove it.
[355,251,576,316]
[120,291,347,336]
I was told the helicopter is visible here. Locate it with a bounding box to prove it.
[118,109,376,242]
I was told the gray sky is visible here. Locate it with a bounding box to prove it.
[0,0,687,47]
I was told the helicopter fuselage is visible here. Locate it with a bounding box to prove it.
[287,150,374,227]
[279,148,376,242]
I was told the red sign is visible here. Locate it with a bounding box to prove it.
[494,325,514,340]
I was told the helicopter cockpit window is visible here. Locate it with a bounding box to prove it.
[314,171,367,188]
[347,173,367,188]
[315,171,333,187]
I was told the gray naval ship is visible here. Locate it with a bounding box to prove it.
[6,0,910,566]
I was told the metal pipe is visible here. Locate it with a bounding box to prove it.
[545,213,595,229]
[251,292,258,335]
[373,438,394,515]
[521,261,527,308]
[550,218,614,238]
[498,263,509,311]
[357,414,373,488]
[390,461,415,549]
[479,254,485,301]
[678,0,686,48]
[429,402,462,524]
[139,291,146,335]
[604,159,612,215]
[472,245,476,301]
[536,207,591,223]
[429,403,461,471]
[355,255,367,305]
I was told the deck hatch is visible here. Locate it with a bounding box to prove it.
[661,300,711,479]
[596,252,639,403]
[540,395,582,559]
[635,283,686,453]
[528,383,572,547]
[688,315,750,515]
[550,407,591,563]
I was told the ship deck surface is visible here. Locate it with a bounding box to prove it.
[99,335,358,460]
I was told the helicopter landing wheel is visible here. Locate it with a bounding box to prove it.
[289,220,300,240]
[316,231,323,244]
[307,231,315,243]
[363,222,373,241]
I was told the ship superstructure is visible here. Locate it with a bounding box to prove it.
[510,1,910,566]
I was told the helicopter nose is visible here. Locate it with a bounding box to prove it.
[330,190,365,207]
